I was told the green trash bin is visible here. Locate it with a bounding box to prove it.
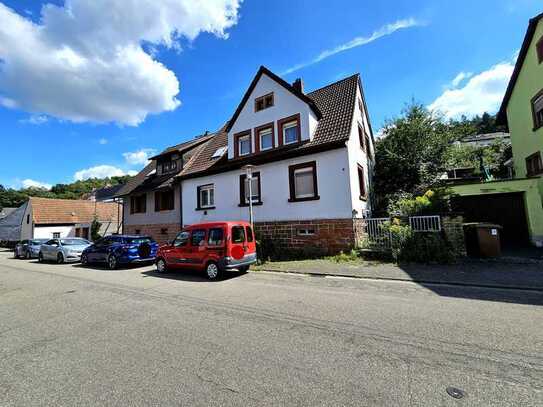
[464,223,503,258]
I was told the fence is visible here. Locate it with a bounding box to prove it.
[358,215,442,251]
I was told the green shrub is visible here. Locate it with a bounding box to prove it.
[328,249,360,263]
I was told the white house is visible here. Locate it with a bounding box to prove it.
[118,66,375,254]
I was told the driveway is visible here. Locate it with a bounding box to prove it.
[1,250,542,406]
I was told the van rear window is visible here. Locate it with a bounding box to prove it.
[231,226,246,243]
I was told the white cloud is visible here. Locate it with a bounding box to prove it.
[450,72,473,88]
[19,114,48,125]
[123,149,156,166]
[282,18,424,75]
[98,138,108,145]
[429,61,514,119]
[74,165,137,181]
[22,179,52,189]
[0,1,241,126]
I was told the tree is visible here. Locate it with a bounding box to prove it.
[373,102,454,211]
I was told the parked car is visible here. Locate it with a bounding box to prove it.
[14,238,48,259]
[155,221,257,280]
[81,235,159,270]
[38,238,92,263]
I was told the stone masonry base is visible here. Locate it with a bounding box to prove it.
[255,219,358,256]
[124,223,181,245]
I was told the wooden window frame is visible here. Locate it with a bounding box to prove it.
[254,93,274,112]
[531,89,543,131]
[154,189,175,212]
[254,123,275,153]
[537,36,543,64]
[278,113,301,147]
[358,123,366,151]
[130,194,147,214]
[196,184,215,210]
[288,161,319,202]
[234,130,252,158]
[358,164,367,200]
[365,132,372,161]
[526,152,543,177]
[239,172,263,207]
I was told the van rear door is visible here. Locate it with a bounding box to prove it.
[229,225,247,260]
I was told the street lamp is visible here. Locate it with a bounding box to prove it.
[242,164,256,229]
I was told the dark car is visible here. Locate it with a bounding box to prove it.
[14,239,48,259]
[81,235,159,270]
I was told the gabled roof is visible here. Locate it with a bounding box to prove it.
[30,197,119,225]
[148,133,213,160]
[225,66,323,133]
[497,13,543,125]
[92,184,125,201]
[180,73,361,179]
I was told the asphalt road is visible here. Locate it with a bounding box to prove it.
[1,249,542,406]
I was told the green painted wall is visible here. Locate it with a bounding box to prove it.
[451,178,543,245]
[507,19,543,177]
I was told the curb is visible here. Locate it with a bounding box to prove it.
[252,268,543,293]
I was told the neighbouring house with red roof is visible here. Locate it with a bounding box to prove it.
[116,66,374,254]
[0,197,121,242]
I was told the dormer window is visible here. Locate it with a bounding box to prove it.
[255,93,274,112]
[234,131,251,157]
[158,154,179,174]
[278,114,301,146]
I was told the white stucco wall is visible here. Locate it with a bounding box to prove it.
[124,184,181,226]
[346,83,374,218]
[182,148,353,225]
[227,73,318,159]
[34,225,75,239]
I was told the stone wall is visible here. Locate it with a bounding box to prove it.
[255,218,357,256]
[124,223,181,245]
[442,216,466,257]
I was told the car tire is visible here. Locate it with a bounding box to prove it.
[81,253,89,266]
[238,265,249,273]
[38,252,44,263]
[26,250,31,260]
[107,254,118,270]
[156,258,168,273]
[57,253,64,264]
[14,250,19,259]
[205,261,221,280]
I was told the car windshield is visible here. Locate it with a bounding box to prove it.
[61,239,90,246]
[30,240,46,245]
[125,237,155,244]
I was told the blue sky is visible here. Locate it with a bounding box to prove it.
[0,0,541,189]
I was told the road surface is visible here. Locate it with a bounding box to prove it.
[1,250,542,406]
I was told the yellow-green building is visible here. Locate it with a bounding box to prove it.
[452,13,543,247]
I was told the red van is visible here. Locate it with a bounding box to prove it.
[155,221,257,280]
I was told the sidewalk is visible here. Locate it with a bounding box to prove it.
[253,258,543,291]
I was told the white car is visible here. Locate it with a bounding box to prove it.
[38,238,92,264]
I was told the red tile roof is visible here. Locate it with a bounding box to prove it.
[30,197,120,225]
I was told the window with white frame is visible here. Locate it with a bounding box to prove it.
[258,127,273,151]
[241,173,260,204]
[238,133,251,156]
[283,121,299,145]
[197,184,215,209]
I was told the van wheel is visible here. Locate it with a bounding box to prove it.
[156,258,168,273]
[205,262,220,280]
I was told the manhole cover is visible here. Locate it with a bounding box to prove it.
[446,386,466,399]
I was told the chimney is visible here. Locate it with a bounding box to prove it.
[292,78,304,93]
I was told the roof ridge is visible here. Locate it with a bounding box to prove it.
[307,73,360,96]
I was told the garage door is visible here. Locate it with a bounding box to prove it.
[452,192,530,247]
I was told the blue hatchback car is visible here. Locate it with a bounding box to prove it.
[81,235,159,270]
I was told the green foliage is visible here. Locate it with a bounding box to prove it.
[387,189,452,217]
[91,218,102,242]
[0,176,132,209]
[328,249,360,263]
[374,102,507,212]
[386,219,456,264]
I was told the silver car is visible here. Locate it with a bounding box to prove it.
[14,239,48,259]
[38,238,92,264]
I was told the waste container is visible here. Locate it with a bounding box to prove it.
[463,223,503,258]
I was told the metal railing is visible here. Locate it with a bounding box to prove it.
[409,215,441,232]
